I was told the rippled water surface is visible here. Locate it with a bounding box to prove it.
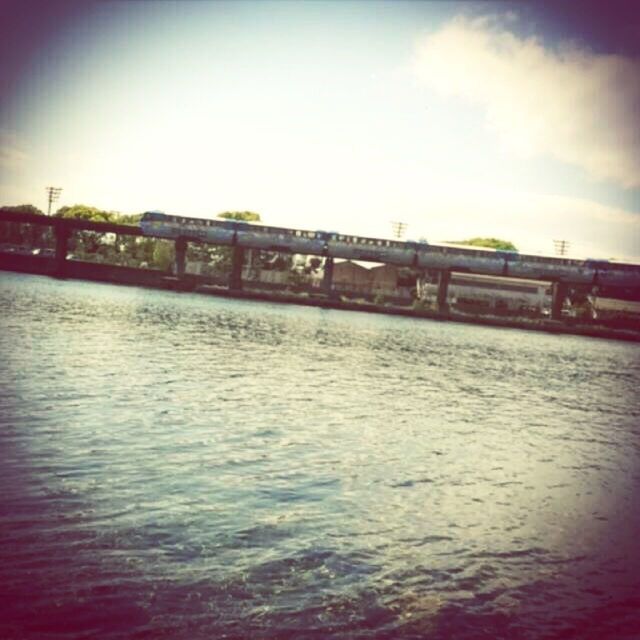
[1,272,640,639]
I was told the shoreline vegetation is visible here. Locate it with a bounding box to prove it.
[1,203,639,342]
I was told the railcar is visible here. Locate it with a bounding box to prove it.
[326,233,416,265]
[506,254,592,283]
[236,225,327,254]
[594,261,640,287]
[416,243,508,275]
[140,211,236,245]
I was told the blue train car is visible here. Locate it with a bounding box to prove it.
[416,244,507,275]
[594,261,640,287]
[327,233,416,265]
[507,254,594,283]
[140,211,237,245]
[235,225,327,254]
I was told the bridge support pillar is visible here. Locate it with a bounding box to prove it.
[551,282,569,320]
[230,245,244,291]
[322,256,334,297]
[54,221,70,278]
[174,237,187,279]
[437,269,450,314]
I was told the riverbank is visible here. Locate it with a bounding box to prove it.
[2,251,639,343]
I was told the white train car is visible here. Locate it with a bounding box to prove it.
[417,272,551,313]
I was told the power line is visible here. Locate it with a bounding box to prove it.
[553,239,570,256]
[390,221,407,240]
[46,186,62,215]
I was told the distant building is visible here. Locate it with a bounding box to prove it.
[330,261,412,300]
[370,264,404,296]
[332,260,372,294]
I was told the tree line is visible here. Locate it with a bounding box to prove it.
[445,237,518,251]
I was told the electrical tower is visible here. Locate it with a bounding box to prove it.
[46,186,62,215]
[390,221,407,240]
[553,239,570,256]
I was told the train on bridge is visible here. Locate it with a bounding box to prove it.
[140,211,640,288]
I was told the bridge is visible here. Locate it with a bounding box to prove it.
[1,210,639,323]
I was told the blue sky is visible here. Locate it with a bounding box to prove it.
[1,0,639,259]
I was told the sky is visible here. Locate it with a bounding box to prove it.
[1,0,639,260]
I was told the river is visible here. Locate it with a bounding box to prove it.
[1,272,639,639]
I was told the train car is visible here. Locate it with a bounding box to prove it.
[140,211,237,245]
[235,224,327,254]
[496,254,640,287]
[326,233,416,265]
[140,211,177,239]
[416,243,507,275]
[594,261,640,287]
[506,253,594,283]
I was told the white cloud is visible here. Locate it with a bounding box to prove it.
[412,15,640,189]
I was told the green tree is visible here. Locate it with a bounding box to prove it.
[117,213,143,225]
[52,205,143,262]
[0,204,45,216]
[0,204,48,246]
[217,211,261,222]
[55,204,114,222]
[54,204,141,225]
[152,241,175,272]
[446,237,518,251]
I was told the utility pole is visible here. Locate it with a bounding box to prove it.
[390,221,407,240]
[46,186,62,216]
[553,239,570,256]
